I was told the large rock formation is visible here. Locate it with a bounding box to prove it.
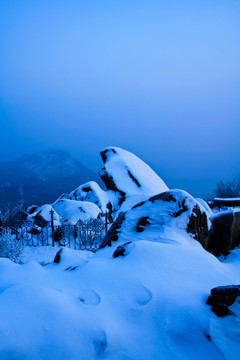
[24,146,240,257]
[27,146,169,225]
[99,147,169,209]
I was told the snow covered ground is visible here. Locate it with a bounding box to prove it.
[0,235,239,359]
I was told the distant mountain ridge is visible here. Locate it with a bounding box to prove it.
[0,150,100,207]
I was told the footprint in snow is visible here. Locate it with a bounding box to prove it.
[78,290,101,306]
[93,330,108,357]
[134,285,152,306]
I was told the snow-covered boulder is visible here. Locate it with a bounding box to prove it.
[67,181,111,213]
[196,198,213,216]
[207,284,240,317]
[99,147,169,209]
[52,199,101,225]
[100,189,211,251]
[28,204,61,227]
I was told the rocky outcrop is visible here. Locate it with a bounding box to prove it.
[206,285,240,317]
[99,147,169,209]
[100,190,211,249]
[187,205,209,250]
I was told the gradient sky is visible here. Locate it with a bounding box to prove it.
[0,0,240,198]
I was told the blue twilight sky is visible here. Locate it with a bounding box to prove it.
[0,0,240,198]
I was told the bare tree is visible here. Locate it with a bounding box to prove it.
[214,179,240,198]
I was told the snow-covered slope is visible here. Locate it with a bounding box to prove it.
[0,223,239,359]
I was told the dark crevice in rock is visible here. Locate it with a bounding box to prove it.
[132,201,146,209]
[106,202,114,223]
[82,186,91,193]
[99,169,126,206]
[127,170,141,188]
[99,212,126,249]
[171,198,188,217]
[187,205,209,250]
[149,192,177,203]
[136,217,150,232]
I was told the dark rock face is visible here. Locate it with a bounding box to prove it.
[231,211,240,249]
[112,242,132,258]
[136,217,150,232]
[99,168,126,207]
[100,148,116,164]
[99,212,126,249]
[34,214,49,227]
[208,212,240,256]
[187,205,209,250]
[206,285,240,317]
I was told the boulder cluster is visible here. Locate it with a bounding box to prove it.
[27,146,240,256]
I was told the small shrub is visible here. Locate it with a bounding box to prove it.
[0,231,23,263]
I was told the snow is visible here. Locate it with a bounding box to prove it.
[214,198,240,201]
[2,147,239,358]
[0,189,239,358]
[28,204,61,226]
[52,199,101,224]
[20,246,92,265]
[196,198,213,215]
[67,181,110,213]
[100,146,169,197]
[0,236,239,359]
